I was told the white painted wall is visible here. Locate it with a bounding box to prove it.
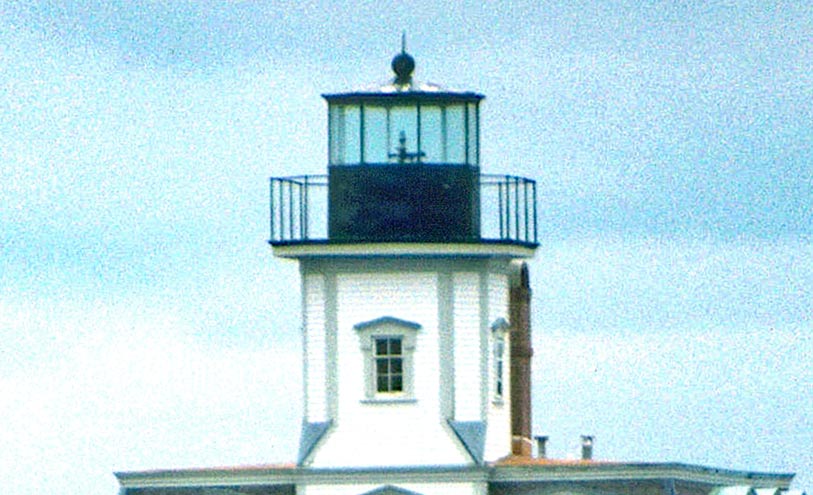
[453,272,481,422]
[309,271,469,467]
[484,272,512,461]
[304,273,327,423]
[299,259,520,467]
[487,273,508,329]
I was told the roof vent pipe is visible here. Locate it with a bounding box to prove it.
[581,435,594,460]
[535,435,549,459]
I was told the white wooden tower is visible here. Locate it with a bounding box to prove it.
[269,47,538,471]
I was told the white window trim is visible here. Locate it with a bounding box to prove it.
[355,316,421,403]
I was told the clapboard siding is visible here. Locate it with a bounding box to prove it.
[453,272,481,422]
[337,272,438,411]
[304,274,327,423]
[309,271,469,467]
[488,273,508,324]
[308,406,469,467]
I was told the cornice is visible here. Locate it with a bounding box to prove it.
[116,465,488,489]
[489,462,794,488]
[272,242,537,260]
[116,462,794,490]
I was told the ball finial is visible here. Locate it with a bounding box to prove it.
[391,32,414,85]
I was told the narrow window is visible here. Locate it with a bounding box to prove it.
[494,336,505,399]
[375,337,403,393]
[491,317,509,404]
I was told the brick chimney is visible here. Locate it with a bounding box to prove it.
[581,435,594,460]
[510,262,533,456]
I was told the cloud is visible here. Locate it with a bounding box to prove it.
[529,234,812,481]
[534,323,813,469]
[2,2,812,494]
[0,297,301,494]
[533,235,813,332]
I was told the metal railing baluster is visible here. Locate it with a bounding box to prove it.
[505,175,511,240]
[269,180,275,241]
[268,173,537,245]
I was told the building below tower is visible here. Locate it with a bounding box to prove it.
[115,48,803,495]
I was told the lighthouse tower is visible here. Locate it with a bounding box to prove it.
[269,47,538,470]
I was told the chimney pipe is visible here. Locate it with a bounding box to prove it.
[510,262,533,456]
[535,435,549,459]
[581,435,594,460]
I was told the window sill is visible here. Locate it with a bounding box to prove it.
[361,397,417,405]
[492,397,505,407]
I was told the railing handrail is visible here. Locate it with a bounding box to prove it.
[270,175,328,185]
[269,172,537,245]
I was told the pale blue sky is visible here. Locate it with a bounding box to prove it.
[1,2,811,494]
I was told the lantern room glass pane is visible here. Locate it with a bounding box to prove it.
[389,106,419,162]
[329,104,360,165]
[329,105,341,164]
[467,102,479,165]
[420,106,443,163]
[363,106,388,164]
[446,104,465,164]
[344,106,361,164]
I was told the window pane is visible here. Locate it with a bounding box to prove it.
[494,337,505,398]
[343,106,361,164]
[446,105,465,163]
[329,106,341,165]
[389,107,418,162]
[390,338,401,355]
[467,102,479,165]
[373,336,405,394]
[363,106,388,164]
[420,106,443,163]
[330,105,361,165]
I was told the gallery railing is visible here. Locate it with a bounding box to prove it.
[269,173,537,246]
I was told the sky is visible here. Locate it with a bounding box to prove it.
[1,1,811,494]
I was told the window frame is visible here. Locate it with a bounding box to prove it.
[491,318,510,405]
[374,336,405,394]
[355,316,421,403]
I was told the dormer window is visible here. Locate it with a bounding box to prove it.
[355,317,421,402]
